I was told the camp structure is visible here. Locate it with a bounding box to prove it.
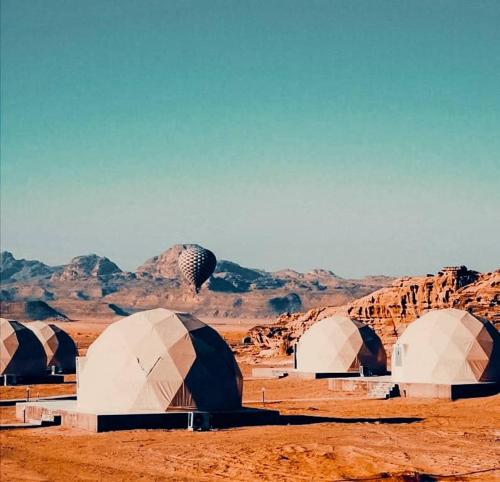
[1,318,47,379]
[295,315,387,375]
[16,309,279,431]
[392,308,499,385]
[77,308,243,412]
[27,321,78,373]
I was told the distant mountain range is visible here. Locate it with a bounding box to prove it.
[0,246,394,320]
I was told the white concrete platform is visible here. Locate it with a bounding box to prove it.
[396,380,499,400]
[251,366,369,380]
[15,400,280,432]
[328,376,499,400]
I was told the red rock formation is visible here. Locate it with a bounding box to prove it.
[250,267,500,357]
[348,267,499,329]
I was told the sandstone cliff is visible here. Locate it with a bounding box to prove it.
[249,266,500,357]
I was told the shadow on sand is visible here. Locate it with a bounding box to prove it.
[0,414,423,431]
[276,415,423,425]
[337,466,500,481]
[334,473,437,482]
[0,423,46,430]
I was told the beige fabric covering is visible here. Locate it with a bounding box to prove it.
[77,308,242,412]
[391,308,499,383]
[296,315,387,374]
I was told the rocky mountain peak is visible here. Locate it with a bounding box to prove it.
[0,245,398,320]
[54,254,122,280]
[0,251,15,262]
[0,251,56,283]
[306,269,338,278]
[137,244,200,278]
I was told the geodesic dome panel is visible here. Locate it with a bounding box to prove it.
[27,321,78,373]
[391,308,500,384]
[77,308,242,412]
[0,318,47,376]
[296,315,387,374]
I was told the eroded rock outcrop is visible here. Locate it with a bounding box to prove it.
[0,251,58,282]
[250,267,500,357]
[137,244,196,279]
[347,267,499,333]
[53,254,122,280]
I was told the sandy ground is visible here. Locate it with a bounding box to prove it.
[1,319,499,481]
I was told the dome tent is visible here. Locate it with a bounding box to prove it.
[296,315,387,374]
[391,308,499,384]
[77,308,243,412]
[27,321,78,373]
[0,318,47,376]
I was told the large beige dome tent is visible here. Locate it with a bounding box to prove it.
[296,315,387,374]
[0,318,46,376]
[77,308,243,412]
[391,308,499,384]
[27,321,78,373]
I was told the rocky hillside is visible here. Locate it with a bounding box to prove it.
[1,300,69,321]
[250,266,500,357]
[0,251,60,283]
[53,254,122,280]
[0,247,394,320]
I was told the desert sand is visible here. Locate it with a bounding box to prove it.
[1,319,499,481]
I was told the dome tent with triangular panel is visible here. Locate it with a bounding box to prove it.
[391,308,499,384]
[77,308,243,412]
[295,315,387,375]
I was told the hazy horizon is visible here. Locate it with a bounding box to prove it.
[2,1,499,278]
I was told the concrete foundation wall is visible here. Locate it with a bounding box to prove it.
[15,401,280,432]
[328,378,369,393]
[398,383,452,399]
[398,382,499,400]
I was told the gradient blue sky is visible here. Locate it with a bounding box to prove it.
[1,0,499,277]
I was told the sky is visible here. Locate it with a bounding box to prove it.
[1,0,499,278]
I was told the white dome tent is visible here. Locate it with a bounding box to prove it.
[77,308,243,412]
[391,308,499,384]
[295,315,387,375]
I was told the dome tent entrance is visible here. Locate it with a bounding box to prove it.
[77,308,243,412]
[295,315,387,375]
[391,308,499,384]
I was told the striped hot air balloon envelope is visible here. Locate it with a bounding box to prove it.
[178,245,217,294]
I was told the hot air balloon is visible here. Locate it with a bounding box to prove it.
[178,245,217,294]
